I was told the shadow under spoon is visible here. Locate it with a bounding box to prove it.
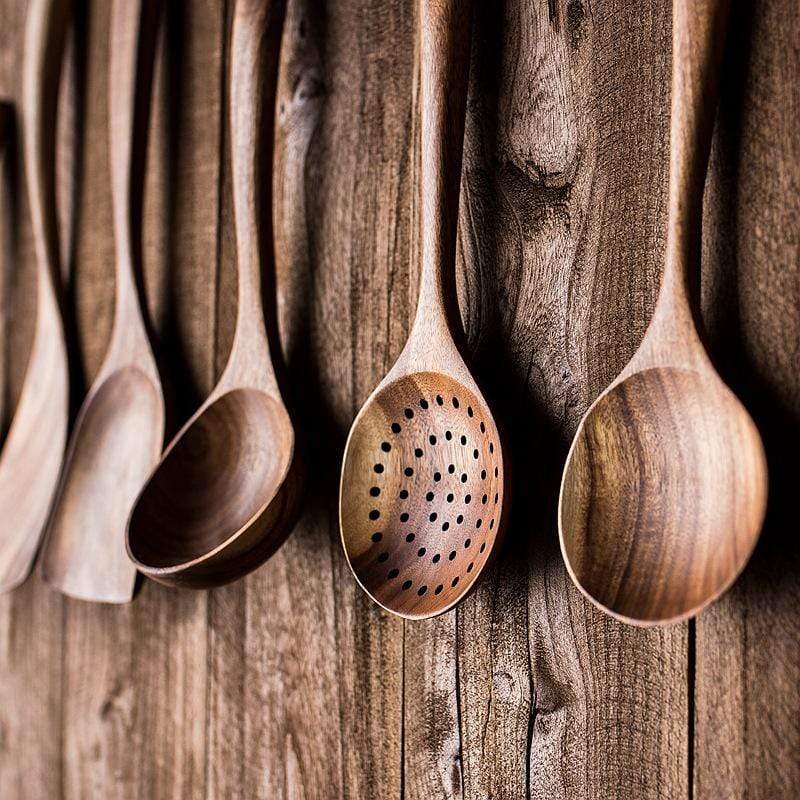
[558,0,768,626]
[0,0,70,593]
[339,0,508,620]
[126,0,301,589]
[40,0,164,603]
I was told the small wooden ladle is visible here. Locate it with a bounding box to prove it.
[126,0,300,589]
[0,0,70,593]
[40,0,164,603]
[339,0,507,620]
[558,0,768,626]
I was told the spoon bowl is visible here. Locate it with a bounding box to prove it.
[42,366,162,601]
[560,367,767,624]
[341,372,504,618]
[127,389,296,587]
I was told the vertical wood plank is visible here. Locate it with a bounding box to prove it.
[696,0,800,797]
[457,1,689,798]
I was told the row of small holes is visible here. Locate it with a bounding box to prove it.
[366,392,500,602]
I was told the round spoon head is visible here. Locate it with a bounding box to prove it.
[340,371,506,619]
[559,366,768,625]
[127,387,298,588]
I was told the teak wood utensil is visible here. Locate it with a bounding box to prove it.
[339,0,507,620]
[558,0,768,626]
[0,0,70,593]
[39,0,164,603]
[126,0,300,589]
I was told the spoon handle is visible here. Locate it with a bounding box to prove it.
[648,0,729,350]
[226,0,286,389]
[107,0,158,355]
[21,0,71,301]
[409,0,471,346]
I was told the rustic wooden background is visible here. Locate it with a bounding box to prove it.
[1,0,798,797]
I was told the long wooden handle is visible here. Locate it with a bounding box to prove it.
[662,0,729,314]
[228,0,285,378]
[108,0,157,329]
[21,0,71,295]
[411,0,471,340]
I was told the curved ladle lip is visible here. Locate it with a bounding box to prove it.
[339,371,508,621]
[557,365,769,627]
[125,387,296,577]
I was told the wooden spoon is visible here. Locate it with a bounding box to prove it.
[339,0,507,620]
[126,0,300,589]
[40,0,164,603]
[558,0,768,626]
[0,0,70,593]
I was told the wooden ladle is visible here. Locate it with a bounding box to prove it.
[40,0,164,603]
[558,0,768,626]
[126,0,300,589]
[0,0,70,593]
[339,0,507,620]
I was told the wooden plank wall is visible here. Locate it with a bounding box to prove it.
[0,1,797,797]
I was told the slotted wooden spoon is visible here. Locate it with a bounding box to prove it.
[39,0,163,603]
[126,0,301,589]
[558,0,768,626]
[339,0,507,620]
[0,0,70,593]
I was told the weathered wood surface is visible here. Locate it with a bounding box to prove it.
[0,0,797,798]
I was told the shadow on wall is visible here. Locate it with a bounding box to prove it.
[704,0,800,591]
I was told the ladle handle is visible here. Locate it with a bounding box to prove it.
[410,0,471,345]
[21,0,71,300]
[227,0,285,387]
[108,0,157,344]
[650,0,729,346]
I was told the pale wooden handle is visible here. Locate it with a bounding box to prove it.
[229,0,285,356]
[666,0,730,281]
[21,0,71,291]
[414,0,471,334]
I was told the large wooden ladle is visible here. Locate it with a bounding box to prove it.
[126,0,300,589]
[0,0,70,593]
[339,0,507,619]
[558,0,768,626]
[39,0,164,603]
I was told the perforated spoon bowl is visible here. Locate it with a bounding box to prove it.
[558,0,767,626]
[339,0,507,620]
[126,0,300,589]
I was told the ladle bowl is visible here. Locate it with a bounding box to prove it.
[341,372,504,618]
[559,367,767,624]
[127,389,297,587]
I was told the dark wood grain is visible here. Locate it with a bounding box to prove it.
[0,0,797,798]
[695,0,800,795]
